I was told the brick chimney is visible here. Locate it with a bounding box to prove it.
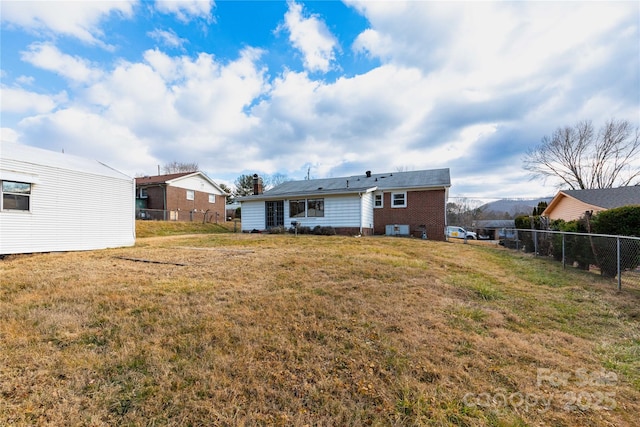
[252,174,262,195]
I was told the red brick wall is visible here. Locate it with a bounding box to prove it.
[165,186,226,222]
[143,186,166,210]
[373,190,446,240]
[139,184,226,222]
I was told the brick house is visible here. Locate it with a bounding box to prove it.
[135,171,227,222]
[239,169,451,240]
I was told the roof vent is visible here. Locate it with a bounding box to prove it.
[366,170,372,178]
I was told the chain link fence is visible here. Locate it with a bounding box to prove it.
[500,229,640,290]
[136,208,223,223]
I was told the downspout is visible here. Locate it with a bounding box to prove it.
[163,184,167,221]
[359,192,363,235]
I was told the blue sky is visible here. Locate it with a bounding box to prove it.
[1,0,639,199]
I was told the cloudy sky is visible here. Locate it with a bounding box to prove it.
[1,1,638,198]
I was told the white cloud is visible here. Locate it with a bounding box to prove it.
[147,28,188,49]
[18,108,156,174]
[352,28,393,60]
[13,46,268,176]
[1,127,20,143]
[0,86,65,114]
[154,0,214,23]
[2,1,637,197]
[279,1,339,73]
[0,1,135,45]
[21,42,103,83]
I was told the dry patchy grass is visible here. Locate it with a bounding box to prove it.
[1,232,639,426]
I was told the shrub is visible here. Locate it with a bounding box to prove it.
[312,225,336,236]
[592,206,640,277]
[592,205,640,237]
[550,218,594,270]
[515,215,551,254]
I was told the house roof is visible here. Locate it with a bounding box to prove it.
[1,142,131,181]
[135,171,226,194]
[543,186,640,216]
[135,172,194,185]
[473,219,516,229]
[240,168,451,201]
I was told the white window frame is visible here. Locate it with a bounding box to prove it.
[1,180,31,212]
[208,194,215,203]
[391,191,407,208]
[186,190,195,200]
[374,193,383,208]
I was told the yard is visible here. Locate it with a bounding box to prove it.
[1,224,639,426]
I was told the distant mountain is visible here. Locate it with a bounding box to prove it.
[480,198,553,216]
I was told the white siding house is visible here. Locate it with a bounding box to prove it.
[1,142,136,255]
[240,193,374,232]
[239,169,450,238]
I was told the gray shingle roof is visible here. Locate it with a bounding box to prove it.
[563,186,640,209]
[473,220,516,228]
[240,169,450,200]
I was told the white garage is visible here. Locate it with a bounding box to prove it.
[0,142,135,255]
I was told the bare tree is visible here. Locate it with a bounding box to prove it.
[162,161,199,174]
[447,197,485,227]
[263,173,289,190]
[524,119,640,189]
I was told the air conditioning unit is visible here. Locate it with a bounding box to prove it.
[385,224,409,236]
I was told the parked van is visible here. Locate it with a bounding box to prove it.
[446,226,477,240]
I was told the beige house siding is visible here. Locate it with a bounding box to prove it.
[545,195,603,221]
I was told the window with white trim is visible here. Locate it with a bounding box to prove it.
[208,194,215,203]
[374,193,383,208]
[2,181,31,211]
[391,192,406,208]
[186,190,195,200]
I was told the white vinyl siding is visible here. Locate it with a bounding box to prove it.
[361,192,374,230]
[241,193,372,232]
[170,175,225,195]
[1,145,135,254]
[240,200,266,230]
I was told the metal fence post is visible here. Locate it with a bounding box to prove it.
[562,233,566,269]
[617,236,622,291]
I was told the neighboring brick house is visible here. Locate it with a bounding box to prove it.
[238,169,451,240]
[542,186,640,221]
[135,171,227,222]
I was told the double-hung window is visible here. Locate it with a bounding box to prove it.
[2,181,31,211]
[391,192,407,208]
[186,190,195,200]
[374,193,383,208]
[208,194,216,203]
